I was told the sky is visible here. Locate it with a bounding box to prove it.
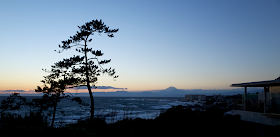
[0,0,280,95]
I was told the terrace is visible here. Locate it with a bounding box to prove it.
[230,79,280,126]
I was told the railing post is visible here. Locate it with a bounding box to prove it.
[244,87,247,111]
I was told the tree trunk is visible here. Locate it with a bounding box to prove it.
[84,39,94,122]
[51,93,59,127]
[87,82,94,121]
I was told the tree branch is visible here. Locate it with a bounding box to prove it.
[88,57,104,70]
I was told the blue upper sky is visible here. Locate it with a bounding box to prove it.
[0,0,280,94]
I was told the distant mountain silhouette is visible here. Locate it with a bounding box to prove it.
[165,86,177,91]
[160,86,184,95]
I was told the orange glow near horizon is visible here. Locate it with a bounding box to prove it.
[0,86,239,94]
[0,88,130,95]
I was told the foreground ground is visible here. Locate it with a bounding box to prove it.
[0,105,279,137]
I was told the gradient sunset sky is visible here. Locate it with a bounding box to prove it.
[0,0,280,94]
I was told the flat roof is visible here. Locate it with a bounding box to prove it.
[231,79,280,87]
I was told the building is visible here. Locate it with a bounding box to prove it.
[216,98,226,102]
[230,79,280,126]
[197,94,206,101]
[184,94,206,102]
[213,94,221,100]
[185,94,195,101]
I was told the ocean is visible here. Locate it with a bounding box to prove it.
[0,96,202,127]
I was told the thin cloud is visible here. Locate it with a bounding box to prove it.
[73,86,127,90]
[1,90,26,92]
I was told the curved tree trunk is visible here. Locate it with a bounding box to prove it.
[84,39,94,122]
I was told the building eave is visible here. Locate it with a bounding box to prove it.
[231,79,280,87]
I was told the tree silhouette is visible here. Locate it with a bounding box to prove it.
[0,93,27,114]
[55,19,119,121]
[35,58,83,127]
[35,76,69,127]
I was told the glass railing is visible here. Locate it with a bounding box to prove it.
[231,99,280,114]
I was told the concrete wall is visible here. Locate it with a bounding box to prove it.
[232,110,280,126]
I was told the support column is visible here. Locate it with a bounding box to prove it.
[244,87,247,111]
[264,87,268,113]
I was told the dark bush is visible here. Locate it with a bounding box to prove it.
[0,111,49,129]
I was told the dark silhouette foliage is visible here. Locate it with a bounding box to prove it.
[0,93,27,114]
[35,58,90,127]
[35,65,71,127]
[0,111,49,129]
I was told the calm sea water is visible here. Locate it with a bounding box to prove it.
[0,96,202,127]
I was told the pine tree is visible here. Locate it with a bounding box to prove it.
[55,19,119,121]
